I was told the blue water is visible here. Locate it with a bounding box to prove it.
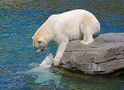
[0,0,124,90]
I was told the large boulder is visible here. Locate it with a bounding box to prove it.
[60,33,124,74]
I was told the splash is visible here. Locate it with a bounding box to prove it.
[39,53,54,68]
[26,53,61,87]
[28,53,54,73]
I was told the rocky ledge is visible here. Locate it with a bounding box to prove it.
[60,33,124,74]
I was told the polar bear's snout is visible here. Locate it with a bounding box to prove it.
[34,44,45,53]
[33,39,47,53]
[34,42,46,53]
[35,47,44,53]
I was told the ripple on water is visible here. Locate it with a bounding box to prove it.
[0,0,124,90]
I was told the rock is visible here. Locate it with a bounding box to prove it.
[60,33,124,74]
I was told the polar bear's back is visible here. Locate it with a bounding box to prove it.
[55,9,98,24]
[56,9,88,24]
[48,9,100,40]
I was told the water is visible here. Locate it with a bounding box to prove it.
[0,0,124,90]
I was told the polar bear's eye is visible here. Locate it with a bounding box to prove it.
[38,41,42,44]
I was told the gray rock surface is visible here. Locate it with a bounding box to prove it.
[60,33,124,74]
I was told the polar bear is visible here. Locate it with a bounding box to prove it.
[32,9,100,66]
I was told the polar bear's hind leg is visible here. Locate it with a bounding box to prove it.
[80,20,94,45]
[80,13,99,45]
[80,32,94,45]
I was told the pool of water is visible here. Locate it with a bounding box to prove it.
[0,0,124,90]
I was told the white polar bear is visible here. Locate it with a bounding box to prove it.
[32,9,100,66]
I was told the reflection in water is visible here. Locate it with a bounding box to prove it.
[0,0,124,90]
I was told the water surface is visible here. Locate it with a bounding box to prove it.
[0,0,124,90]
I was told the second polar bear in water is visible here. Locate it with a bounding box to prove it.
[32,9,100,66]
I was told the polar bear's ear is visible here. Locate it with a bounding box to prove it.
[32,36,34,39]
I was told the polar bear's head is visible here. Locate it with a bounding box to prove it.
[32,36,48,53]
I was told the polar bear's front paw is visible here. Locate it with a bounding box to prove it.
[53,59,60,66]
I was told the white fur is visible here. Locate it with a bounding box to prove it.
[33,9,100,66]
